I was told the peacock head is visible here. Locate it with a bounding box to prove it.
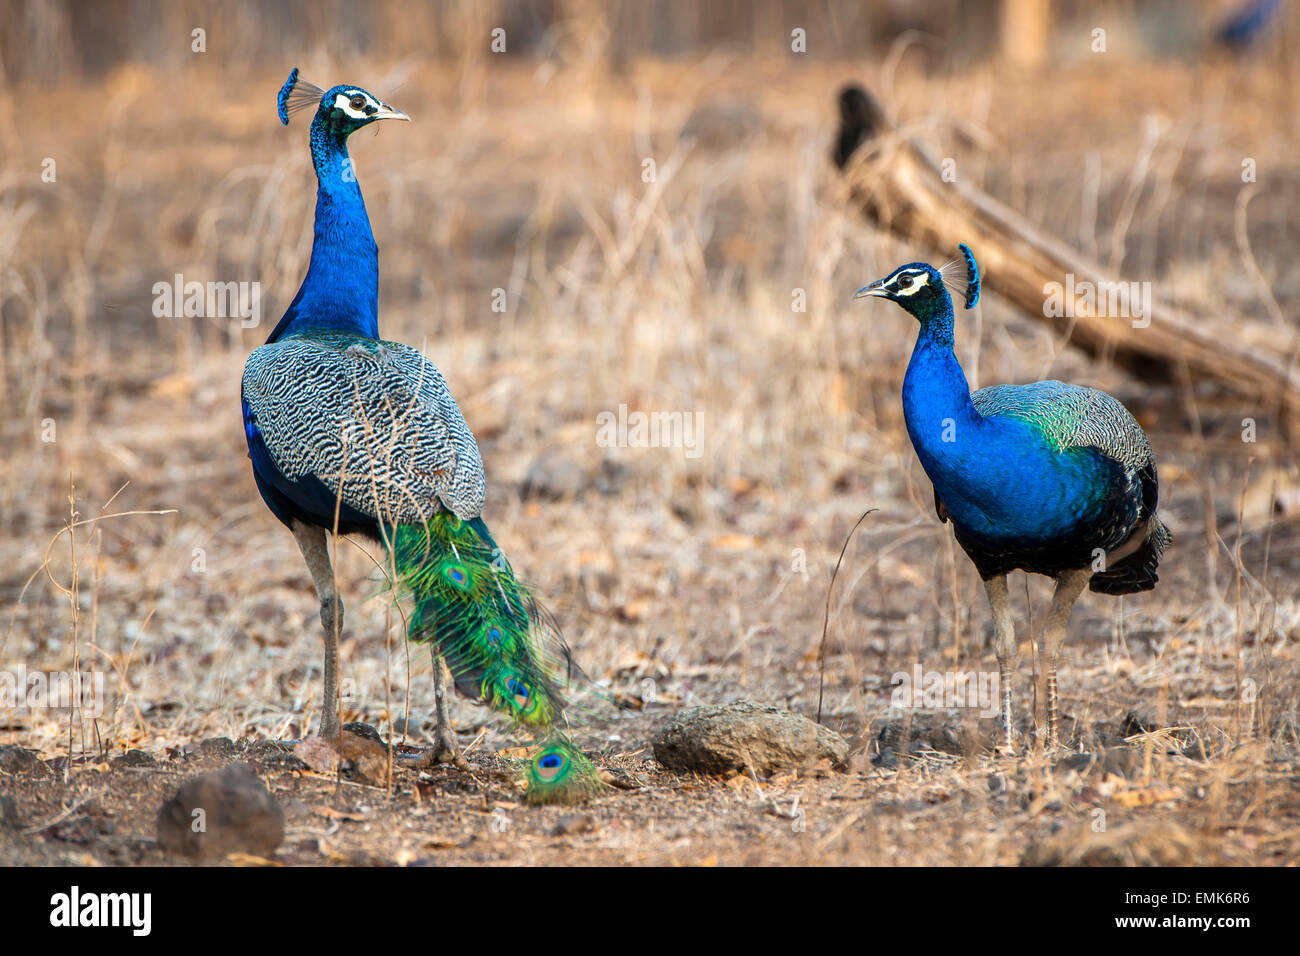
[277,67,409,136]
[855,243,980,321]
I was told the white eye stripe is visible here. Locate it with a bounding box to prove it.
[892,271,929,297]
[333,91,377,120]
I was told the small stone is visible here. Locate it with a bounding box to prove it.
[156,762,284,860]
[592,459,630,495]
[0,745,51,777]
[652,700,848,776]
[243,739,307,771]
[197,737,238,758]
[44,813,110,844]
[875,715,969,755]
[0,794,19,829]
[111,749,157,769]
[552,814,598,836]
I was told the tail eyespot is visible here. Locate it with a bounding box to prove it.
[507,677,531,707]
[532,751,568,782]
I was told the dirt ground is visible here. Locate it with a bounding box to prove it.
[1,704,1294,866]
[2,47,1299,866]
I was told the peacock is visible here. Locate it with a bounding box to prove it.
[240,69,601,803]
[856,244,1171,753]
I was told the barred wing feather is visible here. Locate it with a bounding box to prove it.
[242,334,486,524]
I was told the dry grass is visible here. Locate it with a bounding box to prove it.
[1,47,1298,865]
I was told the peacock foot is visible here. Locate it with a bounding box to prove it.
[399,727,469,771]
[316,711,341,740]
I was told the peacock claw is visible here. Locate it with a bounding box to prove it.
[399,729,469,770]
[400,747,469,771]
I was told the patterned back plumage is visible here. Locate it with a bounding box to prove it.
[243,332,485,524]
[965,378,1169,590]
[971,380,1155,476]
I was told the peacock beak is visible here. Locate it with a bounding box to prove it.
[372,103,411,123]
[854,280,888,300]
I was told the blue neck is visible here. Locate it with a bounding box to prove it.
[900,291,1002,529]
[266,120,379,343]
[901,293,980,458]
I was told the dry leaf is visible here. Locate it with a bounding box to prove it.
[295,737,341,774]
[1112,785,1183,808]
[295,732,390,785]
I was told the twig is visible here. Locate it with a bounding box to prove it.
[816,509,876,724]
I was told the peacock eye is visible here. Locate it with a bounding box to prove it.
[349,95,366,110]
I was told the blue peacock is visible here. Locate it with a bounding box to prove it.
[857,244,1171,753]
[241,69,601,803]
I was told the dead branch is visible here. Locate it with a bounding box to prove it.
[833,84,1300,435]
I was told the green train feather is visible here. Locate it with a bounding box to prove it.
[393,514,572,729]
[525,735,606,806]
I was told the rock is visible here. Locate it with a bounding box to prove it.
[243,739,308,771]
[0,745,51,777]
[44,812,113,844]
[197,737,238,758]
[521,451,586,500]
[592,459,630,495]
[111,749,157,769]
[653,700,848,776]
[876,715,976,756]
[156,762,284,860]
[552,814,598,836]
[0,794,19,829]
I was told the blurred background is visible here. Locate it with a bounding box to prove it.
[0,0,1296,808]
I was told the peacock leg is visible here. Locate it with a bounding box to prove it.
[292,520,343,739]
[401,651,469,769]
[1041,568,1091,752]
[984,575,1016,755]
[430,651,469,767]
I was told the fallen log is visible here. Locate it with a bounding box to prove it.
[833,84,1300,434]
